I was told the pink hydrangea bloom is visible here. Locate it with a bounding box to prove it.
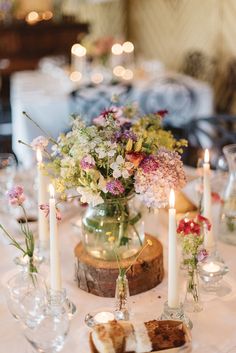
[31,136,49,151]
[7,186,25,206]
[134,149,186,208]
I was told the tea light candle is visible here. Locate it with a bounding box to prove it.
[71,43,86,74]
[49,184,62,291]
[36,149,49,248]
[202,262,221,274]
[203,149,214,250]
[94,311,115,324]
[168,189,179,308]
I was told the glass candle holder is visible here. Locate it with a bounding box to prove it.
[198,259,229,291]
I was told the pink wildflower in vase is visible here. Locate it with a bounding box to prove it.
[40,204,62,221]
[80,155,95,170]
[106,179,125,196]
[31,136,49,151]
[7,186,26,206]
[197,249,208,262]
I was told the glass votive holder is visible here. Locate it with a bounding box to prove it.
[198,260,229,291]
[85,308,115,327]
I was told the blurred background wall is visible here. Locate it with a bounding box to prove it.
[59,0,236,70]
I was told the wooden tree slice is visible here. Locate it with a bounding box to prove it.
[74,234,164,297]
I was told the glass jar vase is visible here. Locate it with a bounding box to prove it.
[219,144,236,245]
[82,196,144,260]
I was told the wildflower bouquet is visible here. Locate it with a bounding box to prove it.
[29,104,187,260]
[47,106,186,208]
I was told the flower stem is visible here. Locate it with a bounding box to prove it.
[22,111,58,145]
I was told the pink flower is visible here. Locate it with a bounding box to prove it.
[106,179,125,195]
[39,204,62,221]
[197,249,208,262]
[80,155,95,170]
[140,155,159,173]
[31,136,49,151]
[7,186,25,206]
[134,149,186,208]
[197,214,211,231]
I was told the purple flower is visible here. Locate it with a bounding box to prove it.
[197,249,208,262]
[7,186,25,206]
[113,129,137,142]
[80,156,95,170]
[31,136,48,151]
[140,155,159,173]
[106,180,125,195]
[40,204,62,221]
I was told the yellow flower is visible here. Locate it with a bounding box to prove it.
[134,138,143,152]
[126,138,133,152]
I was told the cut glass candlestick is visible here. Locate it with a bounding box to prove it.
[159,301,193,330]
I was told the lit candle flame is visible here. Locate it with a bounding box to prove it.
[169,189,175,208]
[204,149,210,164]
[49,184,55,198]
[122,41,134,53]
[36,149,42,163]
[111,43,123,55]
[71,44,86,57]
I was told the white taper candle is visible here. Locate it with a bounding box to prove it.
[49,184,62,291]
[168,189,180,308]
[37,149,49,248]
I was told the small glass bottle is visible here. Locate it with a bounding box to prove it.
[184,267,203,313]
[114,274,130,320]
[219,144,236,245]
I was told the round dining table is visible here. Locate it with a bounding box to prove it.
[0,169,235,353]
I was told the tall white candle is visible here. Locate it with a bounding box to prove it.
[37,149,49,248]
[168,189,179,308]
[111,43,123,68]
[71,43,86,74]
[203,149,214,250]
[122,41,134,68]
[49,184,62,291]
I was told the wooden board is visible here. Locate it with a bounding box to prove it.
[74,234,164,297]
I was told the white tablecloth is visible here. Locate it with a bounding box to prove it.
[0,170,236,353]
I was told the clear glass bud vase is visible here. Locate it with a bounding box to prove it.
[219,144,236,245]
[184,268,203,313]
[114,274,130,320]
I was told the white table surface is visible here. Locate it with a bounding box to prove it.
[0,172,235,353]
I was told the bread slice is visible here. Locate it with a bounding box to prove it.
[89,320,191,353]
